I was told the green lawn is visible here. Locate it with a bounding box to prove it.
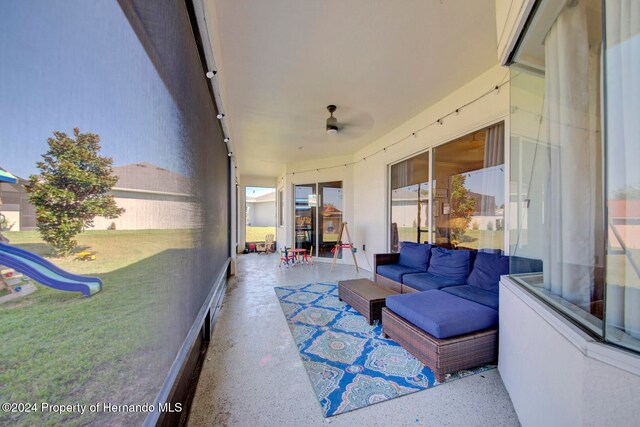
[459,229,504,250]
[245,226,276,242]
[0,229,196,426]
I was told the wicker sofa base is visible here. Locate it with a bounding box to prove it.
[374,274,402,293]
[381,307,497,382]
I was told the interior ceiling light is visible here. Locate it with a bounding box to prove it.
[326,105,339,134]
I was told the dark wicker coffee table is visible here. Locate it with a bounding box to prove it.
[338,278,398,324]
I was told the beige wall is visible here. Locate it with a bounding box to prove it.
[91,190,199,230]
[500,277,640,426]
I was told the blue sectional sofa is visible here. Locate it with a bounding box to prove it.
[374,243,542,380]
[375,243,476,293]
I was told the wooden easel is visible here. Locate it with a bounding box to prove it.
[331,222,359,272]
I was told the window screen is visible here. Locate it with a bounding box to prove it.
[0,1,229,425]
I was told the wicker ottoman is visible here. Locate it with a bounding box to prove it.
[338,278,398,324]
[381,307,497,381]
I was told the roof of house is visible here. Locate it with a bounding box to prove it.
[321,204,342,217]
[113,162,191,195]
[246,191,275,203]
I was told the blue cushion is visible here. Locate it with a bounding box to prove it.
[443,285,499,310]
[467,252,510,293]
[377,264,423,283]
[510,256,543,274]
[427,247,473,282]
[398,243,431,271]
[386,290,498,339]
[402,272,464,291]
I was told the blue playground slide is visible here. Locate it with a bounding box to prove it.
[0,242,102,296]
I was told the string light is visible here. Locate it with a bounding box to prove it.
[206,70,217,78]
[283,73,510,177]
[217,113,225,119]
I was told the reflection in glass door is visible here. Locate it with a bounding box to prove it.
[318,182,343,258]
[294,184,316,253]
[294,181,343,259]
[390,152,430,252]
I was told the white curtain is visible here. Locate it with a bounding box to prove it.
[477,122,505,250]
[542,1,599,309]
[604,0,640,339]
[484,122,504,167]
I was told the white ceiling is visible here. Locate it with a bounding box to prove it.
[205,0,498,177]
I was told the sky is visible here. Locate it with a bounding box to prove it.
[246,187,275,198]
[0,0,187,179]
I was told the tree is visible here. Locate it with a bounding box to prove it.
[615,185,640,200]
[26,128,124,256]
[448,174,476,244]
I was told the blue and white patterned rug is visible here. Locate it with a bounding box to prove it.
[274,283,494,417]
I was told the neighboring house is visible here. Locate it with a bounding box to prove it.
[0,177,36,231]
[246,190,275,227]
[608,200,640,250]
[0,162,198,231]
[92,162,198,230]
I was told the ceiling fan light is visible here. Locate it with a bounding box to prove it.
[326,115,339,134]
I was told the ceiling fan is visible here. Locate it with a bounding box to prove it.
[326,105,340,134]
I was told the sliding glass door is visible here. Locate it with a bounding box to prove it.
[389,123,505,253]
[294,184,316,253]
[432,123,505,250]
[294,181,343,258]
[318,181,343,258]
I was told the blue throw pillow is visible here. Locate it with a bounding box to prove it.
[398,243,431,271]
[427,247,472,282]
[467,252,510,293]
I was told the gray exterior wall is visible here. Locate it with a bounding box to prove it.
[247,201,275,227]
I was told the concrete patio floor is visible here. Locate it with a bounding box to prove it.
[188,253,520,427]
